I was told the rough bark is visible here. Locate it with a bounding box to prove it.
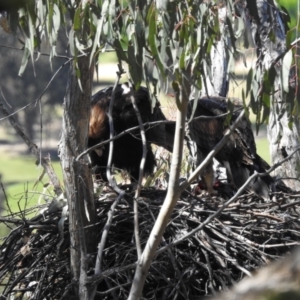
[58,56,96,299]
[246,0,300,190]
[210,248,300,300]
[202,6,229,98]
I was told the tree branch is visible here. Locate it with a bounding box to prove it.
[128,81,145,259]
[127,77,189,300]
[0,101,63,197]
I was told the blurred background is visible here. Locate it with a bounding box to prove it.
[0,0,296,217]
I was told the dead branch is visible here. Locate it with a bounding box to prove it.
[0,102,63,196]
[0,186,299,299]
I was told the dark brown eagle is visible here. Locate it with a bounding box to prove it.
[88,83,175,182]
[187,97,275,199]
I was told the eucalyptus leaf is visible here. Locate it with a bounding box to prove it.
[282,49,292,93]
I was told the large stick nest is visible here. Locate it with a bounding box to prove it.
[0,186,300,299]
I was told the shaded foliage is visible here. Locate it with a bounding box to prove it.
[0,32,69,139]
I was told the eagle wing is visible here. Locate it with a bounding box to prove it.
[187,97,274,198]
[88,83,175,181]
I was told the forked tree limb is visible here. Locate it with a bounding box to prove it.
[127,78,189,300]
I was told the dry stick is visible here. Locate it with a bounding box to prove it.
[0,57,73,122]
[77,112,232,161]
[89,262,137,285]
[156,146,300,257]
[182,110,246,187]
[142,201,189,298]
[92,68,126,296]
[0,85,12,108]
[1,181,13,216]
[94,196,121,274]
[0,102,63,197]
[128,81,145,259]
[105,67,124,194]
[127,79,189,300]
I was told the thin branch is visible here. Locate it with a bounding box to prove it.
[94,193,123,274]
[127,75,189,300]
[128,81,144,259]
[77,109,237,161]
[0,102,63,196]
[181,109,246,189]
[0,43,72,60]
[1,181,13,216]
[155,146,300,257]
[0,57,73,122]
[77,120,173,160]
[91,65,127,297]
[106,67,123,189]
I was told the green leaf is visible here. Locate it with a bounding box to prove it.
[262,92,270,108]
[128,43,142,88]
[282,49,293,93]
[234,17,244,39]
[147,4,166,79]
[18,47,30,76]
[73,7,81,31]
[69,28,75,56]
[90,0,109,66]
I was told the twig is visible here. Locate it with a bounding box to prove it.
[156,146,300,257]
[128,81,144,259]
[0,102,63,196]
[94,194,123,275]
[76,119,174,161]
[77,110,236,162]
[0,43,72,60]
[96,282,131,295]
[1,181,13,216]
[105,65,125,195]
[0,57,73,122]
[0,85,11,107]
[182,109,246,188]
[91,66,127,297]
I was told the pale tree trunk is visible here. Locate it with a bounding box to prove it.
[210,248,300,300]
[58,56,96,299]
[246,0,300,190]
[128,75,190,300]
[202,6,229,98]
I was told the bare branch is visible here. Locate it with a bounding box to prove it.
[128,81,145,259]
[155,146,300,257]
[105,65,126,197]
[127,75,189,300]
[0,102,63,196]
[0,43,72,60]
[77,109,237,161]
[94,193,123,275]
[0,58,73,122]
[181,109,246,190]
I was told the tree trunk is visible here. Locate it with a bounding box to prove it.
[246,0,300,190]
[58,56,96,299]
[210,248,300,300]
[202,6,229,98]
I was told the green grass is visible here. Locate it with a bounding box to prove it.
[256,138,271,165]
[1,151,63,214]
[1,136,270,214]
